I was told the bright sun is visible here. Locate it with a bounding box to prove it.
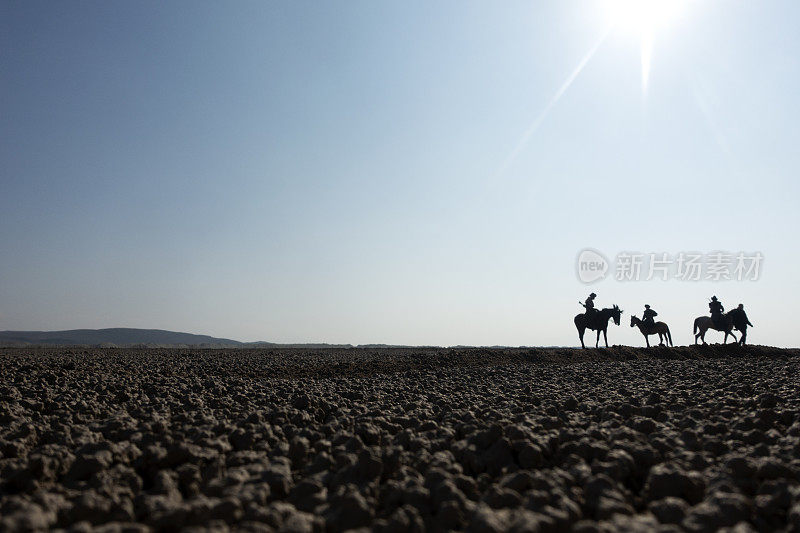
[603,0,688,91]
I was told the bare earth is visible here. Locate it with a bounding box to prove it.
[1,345,800,532]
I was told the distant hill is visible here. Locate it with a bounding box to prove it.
[243,341,354,349]
[0,328,243,347]
[0,329,463,348]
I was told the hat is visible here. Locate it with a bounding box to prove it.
[711,296,718,301]
[589,293,596,298]
[644,304,650,308]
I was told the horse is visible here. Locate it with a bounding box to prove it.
[630,315,673,347]
[693,312,737,344]
[574,305,622,349]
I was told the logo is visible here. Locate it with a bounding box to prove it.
[577,249,609,283]
[575,249,763,282]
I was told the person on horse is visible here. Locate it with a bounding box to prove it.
[736,303,753,327]
[642,304,658,328]
[581,293,598,325]
[709,296,724,328]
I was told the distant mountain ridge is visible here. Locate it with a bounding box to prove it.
[0,328,359,348]
[0,328,522,348]
[0,328,244,347]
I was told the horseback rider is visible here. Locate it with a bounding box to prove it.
[736,303,753,327]
[580,293,598,325]
[709,296,724,328]
[642,304,658,328]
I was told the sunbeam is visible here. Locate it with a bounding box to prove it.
[602,0,688,95]
[641,30,653,93]
[491,30,610,180]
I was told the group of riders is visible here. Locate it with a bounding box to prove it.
[580,293,753,331]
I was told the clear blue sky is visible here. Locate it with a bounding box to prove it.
[2,1,798,346]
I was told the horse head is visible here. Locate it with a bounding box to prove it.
[630,315,639,327]
[611,304,623,325]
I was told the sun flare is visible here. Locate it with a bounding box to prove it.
[603,0,688,92]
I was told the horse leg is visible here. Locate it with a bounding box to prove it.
[658,333,664,346]
[645,334,650,348]
[596,329,601,348]
[722,330,732,344]
[578,326,586,349]
[603,329,608,348]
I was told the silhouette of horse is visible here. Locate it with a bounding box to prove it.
[574,305,622,349]
[693,312,737,344]
[729,308,751,345]
[630,315,673,347]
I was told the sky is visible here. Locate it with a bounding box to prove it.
[1,1,799,347]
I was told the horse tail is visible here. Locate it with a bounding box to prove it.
[693,318,699,335]
[666,325,673,347]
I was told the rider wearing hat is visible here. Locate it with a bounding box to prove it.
[582,293,598,324]
[642,304,658,328]
[709,296,724,327]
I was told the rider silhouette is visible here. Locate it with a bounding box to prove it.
[581,293,598,325]
[642,304,658,328]
[709,296,724,328]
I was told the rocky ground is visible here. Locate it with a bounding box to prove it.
[1,345,800,532]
